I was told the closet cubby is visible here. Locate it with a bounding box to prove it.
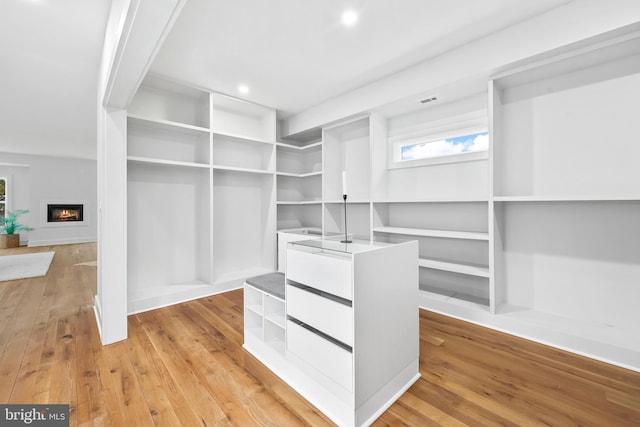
[127,116,210,167]
[212,170,276,284]
[492,200,640,354]
[491,37,640,199]
[276,142,322,175]
[276,204,322,231]
[211,93,275,142]
[211,133,274,173]
[127,163,212,313]
[128,75,210,130]
[323,117,371,202]
[276,174,322,203]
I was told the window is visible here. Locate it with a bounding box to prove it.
[389,110,489,168]
[0,177,6,218]
[400,131,488,161]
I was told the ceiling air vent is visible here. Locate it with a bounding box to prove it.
[420,96,438,104]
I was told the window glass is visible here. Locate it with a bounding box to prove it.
[400,131,489,161]
[0,178,6,218]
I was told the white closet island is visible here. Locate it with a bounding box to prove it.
[244,237,419,427]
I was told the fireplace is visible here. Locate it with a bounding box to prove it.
[47,204,84,223]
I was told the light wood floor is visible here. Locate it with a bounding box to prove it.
[1,243,639,426]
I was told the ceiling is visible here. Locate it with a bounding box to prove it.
[0,0,110,159]
[0,0,571,159]
[151,0,570,118]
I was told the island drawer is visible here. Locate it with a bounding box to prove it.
[286,248,352,300]
[286,283,353,346]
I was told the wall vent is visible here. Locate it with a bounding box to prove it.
[420,96,438,104]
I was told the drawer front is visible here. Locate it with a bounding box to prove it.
[287,320,353,392]
[287,284,353,346]
[286,249,352,300]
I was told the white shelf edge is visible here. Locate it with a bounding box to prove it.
[276,171,323,178]
[373,226,489,241]
[417,289,491,312]
[324,200,371,204]
[373,198,489,203]
[493,195,640,202]
[246,304,263,316]
[419,258,490,278]
[212,165,274,175]
[264,313,286,329]
[277,227,323,233]
[277,200,323,205]
[276,141,322,151]
[127,156,210,169]
[211,130,274,145]
[127,113,210,134]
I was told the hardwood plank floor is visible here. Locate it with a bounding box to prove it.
[1,243,639,426]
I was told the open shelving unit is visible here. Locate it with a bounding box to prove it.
[372,200,490,311]
[276,129,323,231]
[126,75,276,314]
[487,26,640,369]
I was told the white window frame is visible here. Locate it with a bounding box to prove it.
[388,110,488,169]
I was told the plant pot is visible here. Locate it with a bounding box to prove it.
[0,234,20,249]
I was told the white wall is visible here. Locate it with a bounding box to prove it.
[0,152,97,246]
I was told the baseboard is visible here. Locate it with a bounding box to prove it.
[127,281,243,315]
[28,236,97,247]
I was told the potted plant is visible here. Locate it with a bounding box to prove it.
[0,209,33,249]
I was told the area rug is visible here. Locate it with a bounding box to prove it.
[0,252,55,282]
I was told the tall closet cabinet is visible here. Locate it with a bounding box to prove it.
[127,75,277,314]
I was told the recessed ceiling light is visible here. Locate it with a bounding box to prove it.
[238,84,249,95]
[341,9,358,27]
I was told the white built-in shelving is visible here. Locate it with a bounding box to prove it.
[372,226,488,241]
[276,129,323,231]
[485,25,640,370]
[244,283,286,353]
[126,75,276,314]
[372,199,490,311]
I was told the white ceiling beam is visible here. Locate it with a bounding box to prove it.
[100,0,187,110]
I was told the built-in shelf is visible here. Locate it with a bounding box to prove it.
[265,312,286,329]
[276,171,323,178]
[127,156,210,169]
[418,288,491,312]
[277,200,322,205]
[373,226,489,241]
[246,304,262,316]
[276,141,322,151]
[212,131,273,145]
[419,257,490,278]
[127,113,211,134]
[374,198,489,203]
[325,200,371,204]
[211,165,273,175]
[493,195,640,202]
